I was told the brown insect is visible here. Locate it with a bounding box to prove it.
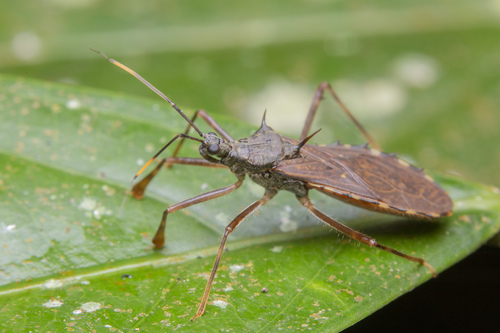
[92,49,453,320]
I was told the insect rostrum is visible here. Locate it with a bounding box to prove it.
[93,49,453,321]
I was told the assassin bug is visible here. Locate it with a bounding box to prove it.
[92,49,453,320]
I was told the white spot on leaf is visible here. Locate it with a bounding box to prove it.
[42,299,63,308]
[44,279,63,289]
[229,264,245,273]
[215,212,229,224]
[145,143,155,153]
[66,98,81,110]
[0,223,16,234]
[212,300,229,309]
[80,302,102,313]
[101,185,116,197]
[78,197,97,211]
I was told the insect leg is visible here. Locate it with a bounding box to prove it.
[132,110,233,197]
[191,190,277,321]
[171,110,234,160]
[152,174,245,248]
[300,82,381,151]
[296,194,437,277]
[131,157,228,199]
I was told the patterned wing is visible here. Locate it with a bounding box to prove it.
[273,141,453,218]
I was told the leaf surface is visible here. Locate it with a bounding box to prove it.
[0,76,499,331]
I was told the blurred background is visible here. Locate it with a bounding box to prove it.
[1,0,498,330]
[1,0,500,187]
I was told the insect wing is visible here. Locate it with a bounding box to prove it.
[273,141,453,218]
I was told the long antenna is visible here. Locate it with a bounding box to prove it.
[89,47,204,137]
[90,48,207,215]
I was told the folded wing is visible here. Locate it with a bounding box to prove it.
[273,140,453,218]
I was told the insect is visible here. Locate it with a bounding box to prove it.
[92,49,453,320]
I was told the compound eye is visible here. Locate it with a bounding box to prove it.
[207,144,220,155]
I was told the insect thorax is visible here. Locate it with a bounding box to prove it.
[221,122,299,172]
[219,123,307,196]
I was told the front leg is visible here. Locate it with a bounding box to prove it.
[152,174,245,248]
[131,156,228,199]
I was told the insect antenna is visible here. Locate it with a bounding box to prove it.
[89,48,207,214]
[89,47,204,137]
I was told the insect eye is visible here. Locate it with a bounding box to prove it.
[208,144,220,155]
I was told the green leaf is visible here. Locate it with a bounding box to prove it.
[1,75,499,331]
